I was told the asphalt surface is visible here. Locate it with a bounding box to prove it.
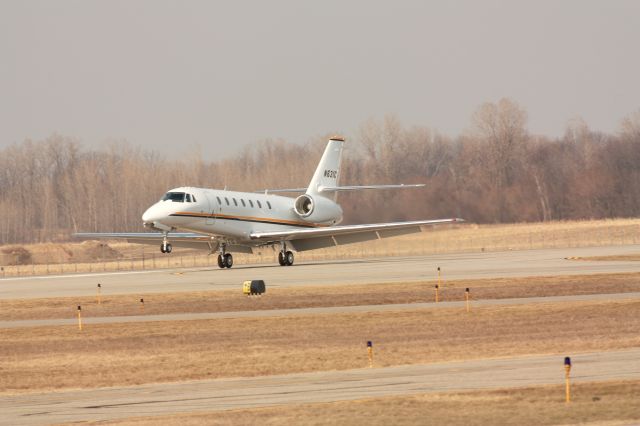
[1,291,639,329]
[0,245,639,300]
[2,348,639,425]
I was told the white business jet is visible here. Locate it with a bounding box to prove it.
[75,137,462,268]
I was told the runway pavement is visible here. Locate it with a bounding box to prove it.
[2,348,639,425]
[1,291,639,329]
[0,245,639,300]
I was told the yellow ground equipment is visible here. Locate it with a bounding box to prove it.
[243,280,266,296]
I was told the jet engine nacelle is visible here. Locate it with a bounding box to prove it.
[293,194,343,225]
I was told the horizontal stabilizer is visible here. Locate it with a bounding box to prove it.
[257,183,425,194]
[319,184,425,192]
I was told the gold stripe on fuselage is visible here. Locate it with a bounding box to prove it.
[171,212,327,228]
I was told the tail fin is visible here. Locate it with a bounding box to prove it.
[306,136,344,200]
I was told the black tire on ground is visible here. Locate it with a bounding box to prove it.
[217,254,225,268]
[278,251,286,266]
[285,250,294,266]
[224,253,233,268]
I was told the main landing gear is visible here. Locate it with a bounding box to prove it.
[160,239,172,253]
[217,244,233,269]
[278,242,294,266]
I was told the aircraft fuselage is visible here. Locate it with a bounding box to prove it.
[141,187,341,243]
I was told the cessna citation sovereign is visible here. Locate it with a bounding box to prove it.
[75,137,462,268]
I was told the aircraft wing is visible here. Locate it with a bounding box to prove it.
[250,218,463,251]
[73,232,217,251]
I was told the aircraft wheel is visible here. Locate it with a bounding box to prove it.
[285,251,294,266]
[160,244,166,253]
[165,243,172,253]
[217,254,225,268]
[224,253,233,268]
[278,251,286,266]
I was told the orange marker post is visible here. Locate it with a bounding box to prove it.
[465,288,470,312]
[564,357,572,403]
[77,305,82,331]
[435,284,439,303]
[97,283,102,305]
[140,298,145,312]
[367,341,373,368]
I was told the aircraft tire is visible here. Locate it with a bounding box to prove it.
[217,254,225,268]
[224,253,233,268]
[160,244,166,253]
[165,243,172,253]
[278,251,286,266]
[285,251,294,266]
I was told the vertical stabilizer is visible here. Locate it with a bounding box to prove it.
[307,136,345,200]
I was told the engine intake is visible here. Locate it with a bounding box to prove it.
[294,194,314,217]
[293,194,343,225]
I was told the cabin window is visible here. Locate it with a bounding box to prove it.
[241,199,246,207]
[162,192,185,202]
[233,198,238,206]
[185,194,192,202]
[267,201,272,209]
[249,200,254,208]
[225,197,230,206]
[192,195,197,202]
[216,196,222,205]
[257,200,262,209]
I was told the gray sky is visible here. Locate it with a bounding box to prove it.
[1,0,639,159]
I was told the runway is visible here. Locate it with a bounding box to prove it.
[1,291,638,329]
[2,348,639,425]
[0,245,639,300]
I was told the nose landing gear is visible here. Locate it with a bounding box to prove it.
[217,244,233,268]
[160,241,172,253]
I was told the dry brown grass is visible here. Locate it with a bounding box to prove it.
[2,299,639,394]
[84,380,640,426]
[2,218,640,277]
[3,272,639,321]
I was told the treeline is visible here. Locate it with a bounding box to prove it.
[1,98,639,244]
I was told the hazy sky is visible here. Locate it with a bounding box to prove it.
[2,1,639,159]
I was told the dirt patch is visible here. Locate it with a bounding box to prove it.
[68,241,122,263]
[0,246,32,265]
[0,241,123,266]
[572,254,640,262]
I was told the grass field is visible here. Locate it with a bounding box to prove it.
[2,272,640,321]
[2,298,639,394]
[3,266,640,425]
[1,218,639,277]
[86,381,640,426]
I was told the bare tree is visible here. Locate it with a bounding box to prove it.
[470,98,528,222]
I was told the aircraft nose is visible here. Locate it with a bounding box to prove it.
[142,204,160,224]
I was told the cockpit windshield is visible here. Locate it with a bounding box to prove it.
[162,192,185,202]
